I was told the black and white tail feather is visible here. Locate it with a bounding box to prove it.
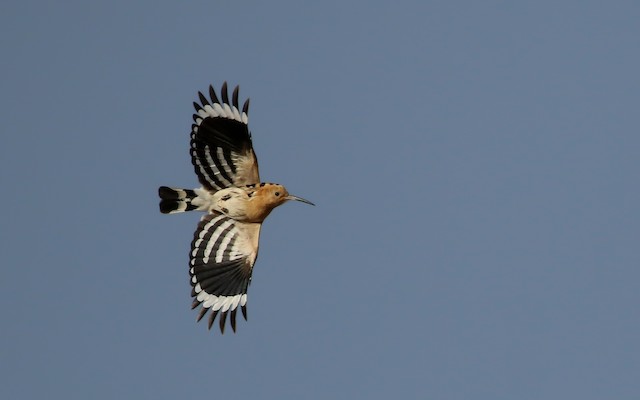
[158,187,198,214]
[159,82,262,334]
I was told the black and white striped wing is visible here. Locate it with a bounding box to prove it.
[190,213,261,333]
[190,82,260,191]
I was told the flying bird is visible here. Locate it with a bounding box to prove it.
[158,82,314,333]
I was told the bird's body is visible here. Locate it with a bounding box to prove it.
[158,82,313,333]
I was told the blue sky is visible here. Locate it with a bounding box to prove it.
[1,1,639,398]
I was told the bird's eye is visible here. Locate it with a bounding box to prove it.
[274,191,280,196]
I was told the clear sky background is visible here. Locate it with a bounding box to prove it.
[1,1,639,399]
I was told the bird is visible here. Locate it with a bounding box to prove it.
[158,82,314,333]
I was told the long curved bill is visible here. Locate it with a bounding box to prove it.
[286,194,315,206]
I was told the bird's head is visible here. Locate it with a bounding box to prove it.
[256,183,315,210]
[244,183,314,222]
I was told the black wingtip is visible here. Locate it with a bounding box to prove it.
[198,91,209,106]
[219,311,228,334]
[208,85,219,104]
[242,98,250,115]
[221,82,229,105]
[241,305,247,321]
[232,86,239,109]
[208,309,219,330]
[196,306,208,322]
[230,309,237,332]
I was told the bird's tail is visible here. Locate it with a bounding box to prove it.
[158,186,200,214]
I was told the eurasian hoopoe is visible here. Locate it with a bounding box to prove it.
[158,82,313,333]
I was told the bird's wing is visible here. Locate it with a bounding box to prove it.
[189,212,261,333]
[190,82,260,190]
